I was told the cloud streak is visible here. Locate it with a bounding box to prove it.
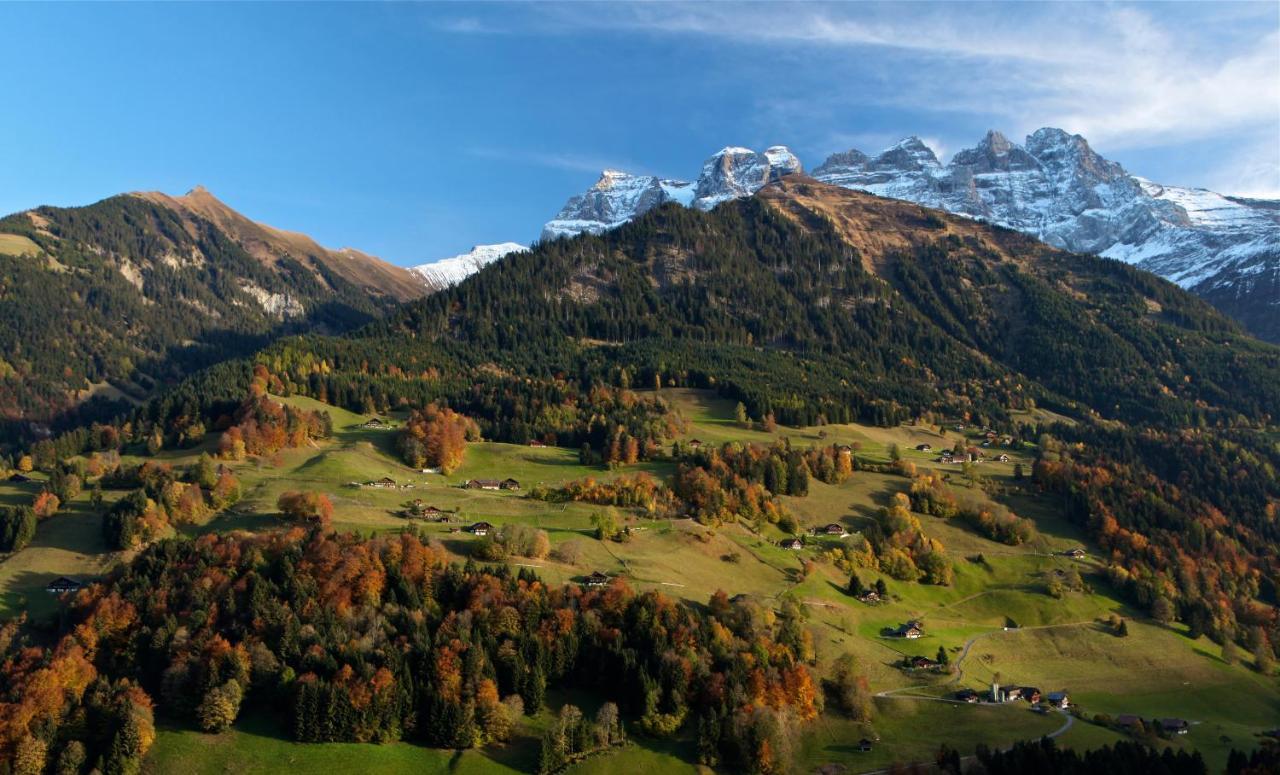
[509,2,1278,193]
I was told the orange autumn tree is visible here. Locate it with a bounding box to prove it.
[277,491,333,528]
[397,404,479,473]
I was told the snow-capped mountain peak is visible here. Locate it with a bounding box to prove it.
[812,127,1280,340]
[410,242,528,289]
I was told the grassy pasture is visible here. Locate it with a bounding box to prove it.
[2,388,1277,770]
[0,233,40,258]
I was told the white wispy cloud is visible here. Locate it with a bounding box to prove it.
[465,146,642,176]
[510,2,1278,192]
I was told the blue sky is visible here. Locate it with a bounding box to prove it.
[1,2,1276,264]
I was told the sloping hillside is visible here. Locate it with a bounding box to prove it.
[0,189,426,437]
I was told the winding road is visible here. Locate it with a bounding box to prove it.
[852,621,1089,774]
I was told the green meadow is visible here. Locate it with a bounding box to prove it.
[2,388,1277,772]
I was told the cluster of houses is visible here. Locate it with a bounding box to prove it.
[464,478,521,491]
[939,449,1010,465]
[780,524,848,550]
[1115,715,1190,736]
[976,682,1070,709]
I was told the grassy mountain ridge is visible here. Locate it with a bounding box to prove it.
[0,189,426,437]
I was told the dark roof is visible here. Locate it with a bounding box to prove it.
[584,571,610,584]
[470,521,493,531]
[45,576,82,591]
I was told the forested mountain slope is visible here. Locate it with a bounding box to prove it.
[0,189,426,438]
[385,175,1278,429]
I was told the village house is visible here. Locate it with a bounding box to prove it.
[779,538,804,551]
[1003,687,1024,702]
[366,477,398,489]
[527,439,547,448]
[361,417,390,429]
[688,438,704,449]
[1046,691,1070,709]
[996,454,1010,462]
[500,478,521,491]
[45,576,82,594]
[915,443,932,452]
[893,620,924,639]
[469,521,493,536]
[858,590,881,604]
[466,479,502,491]
[421,467,442,475]
[1160,718,1190,735]
[907,655,940,670]
[1021,687,1042,704]
[815,523,847,537]
[955,688,980,704]
[583,571,610,588]
[1115,714,1143,730]
[1064,548,1086,559]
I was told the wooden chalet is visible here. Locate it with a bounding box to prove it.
[907,655,939,670]
[1064,548,1086,559]
[45,576,83,594]
[857,591,881,604]
[996,454,1010,462]
[779,538,804,551]
[500,478,521,491]
[1021,687,1042,704]
[1115,714,1142,729]
[818,523,847,537]
[1160,718,1189,735]
[527,439,548,448]
[361,417,390,429]
[893,620,924,639]
[466,479,502,490]
[688,438,704,449]
[469,521,493,536]
[1045,691,1070,709]
[583,571,610,588]
[367,477,398,488]
[915,443,932,452]
[955,688,980,704]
